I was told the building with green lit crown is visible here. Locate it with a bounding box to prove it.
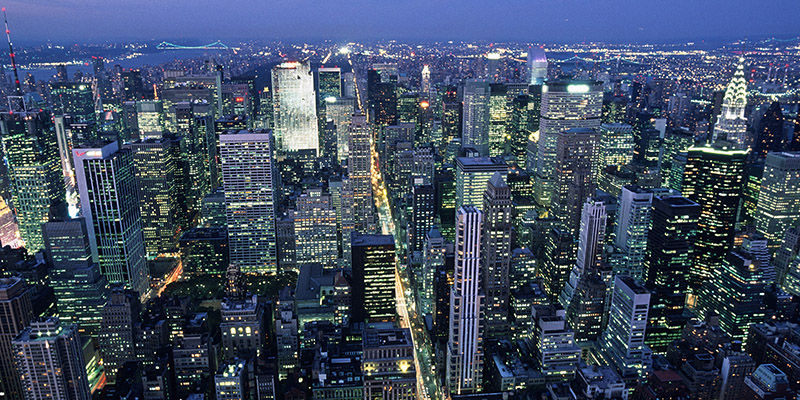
[644,194,700,354]
[681,142,747,288]
[754,152,800,251]
[0,111,66,253]
[695,249,768,344]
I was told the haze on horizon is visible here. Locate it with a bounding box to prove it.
[6,0,800,45]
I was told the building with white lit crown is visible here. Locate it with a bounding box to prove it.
[272,61,319,155]
[713,58,749,149]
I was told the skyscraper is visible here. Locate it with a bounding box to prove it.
[421,227,445,316]
[754,152,800,249]
[99,288,140,382]
[754,101,784,159]
[294,189,338,269]
[481,172,513,337]
[410,180,435,258]
[219,130,277,274]
[13,318,91,400]
[534,80,602,207]
[271,61,319,155]
[551,127,601,236]
[73,141,149,297]
[614,186,653,280]
[682,143,747,287]
[455,156,508,211]
[347,113,375,232]
[597,123,635,175]
[447,206,484,394]
[0,277,33,400]
[560,198,607,309]
[0,111,65,253]
[316,67,342,103]
[50,82,96,123]
[527,46,548,85]
[124,137,182,257]
[350,233,396,323]
[600,276,652,381]
[42,219,108,336]
[712,58,748,148]
[362,327,417,400]
[644,195,700,353]
[461,79,491,156]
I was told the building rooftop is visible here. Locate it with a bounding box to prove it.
[351,233,394,247]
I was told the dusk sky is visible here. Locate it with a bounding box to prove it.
[7,0,800,44]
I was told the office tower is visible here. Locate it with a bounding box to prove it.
[351,233,396,323]
[755,152,800,249]
[271,61,319,155]
[362,327,417,400]
[719,353,757,400]
[367,68,398,126]
[533,80,602,207]
[713,58,748,148]
[121,69,145,101]
[13,318,91,400]
[275,288,299,380]
[0,277,33,400]
[775,227,800,285]
[598,123,635,174]
[461,79,491,156]
[531,305,580,380]
[527,45,548,85]
[422,227,445,316]
[124,138,181,256]
[220,295,265,360]
[100,288,140,382]
[696,250,768,343]
[347,113,375,232]
[455,156,508,210]
[551,127,601,236]
[682,143,747,287]
[215,360,247,400]
[173,332,214,397]
[755,101,784,159]
[447,206,484,394]
[179,227,228,276]
[185,113,215,213]
[220,130,277,274]
[294,189,338,269]
[411,181,435,257]
[541,228,576,301]
[42,219,108,335]
[506,94,532,168]
[421,64,431,95]
[1,111,65,253]
[73,141,149,296]
[50,82,95,123]
[742,364,796,400]
[481,172,513,337]
[614,186,653,280]
[644,195,700,353]
[561,198,607,308]
[325,97,356,163]
[317,67,341,104]
[600,276,652,380]
[488,84,508,157]
[136,100,166,139]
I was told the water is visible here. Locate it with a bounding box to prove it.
[17,49,226,81]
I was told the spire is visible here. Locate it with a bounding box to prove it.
[721,57,748,118]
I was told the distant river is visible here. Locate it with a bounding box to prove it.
[16,49,228,81]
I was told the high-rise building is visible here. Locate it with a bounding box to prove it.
[531,305,580,381]
[275,288,299,380]
[219,130,277,273]
[682,143,747,287]
[461,80,491,156]
[351,233,396,323]
[696,250,768,343]
[99,288,140,382]
[347,113,375,232]
[597,123,635,175]
[527,46,548,85]
[560,198,607,308]
[362,327,417,400]
[220,295,265,360]
[215,360,248,400]
[294,189,338,269]
[316,67,342,104]
[421,227,445,316]
[325,97,356,163]
[73,141,149,296]
[550,127,601,236]
[447,206,484,394]
[0,111,65,253]
[599,276,652,381]
[614,186,653,280]
[50,82,96,123]
[136,100,166,139]
[272,61,319,155]
[124,138,182,256]
[42,219,108,336]
[481,172,513,337]
[13,318,91,400]
[367,69,398,126]
[541,228,576,301]
[712,58,748,148]
[488,84,508,157]
[0,277,33,400]
[754,101,785,159]
[741,364,796,400]
[754,152,800,249]
[455,156,508,211]
[644,195,700,353]
[533,80,602,206]
[410,180,435,257]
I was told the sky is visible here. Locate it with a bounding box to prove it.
[6,0,800,45]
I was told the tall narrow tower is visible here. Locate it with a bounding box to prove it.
[482,172,513,337]
[713,58,748,148]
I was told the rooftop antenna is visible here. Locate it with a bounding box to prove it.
[3,7,24,112]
